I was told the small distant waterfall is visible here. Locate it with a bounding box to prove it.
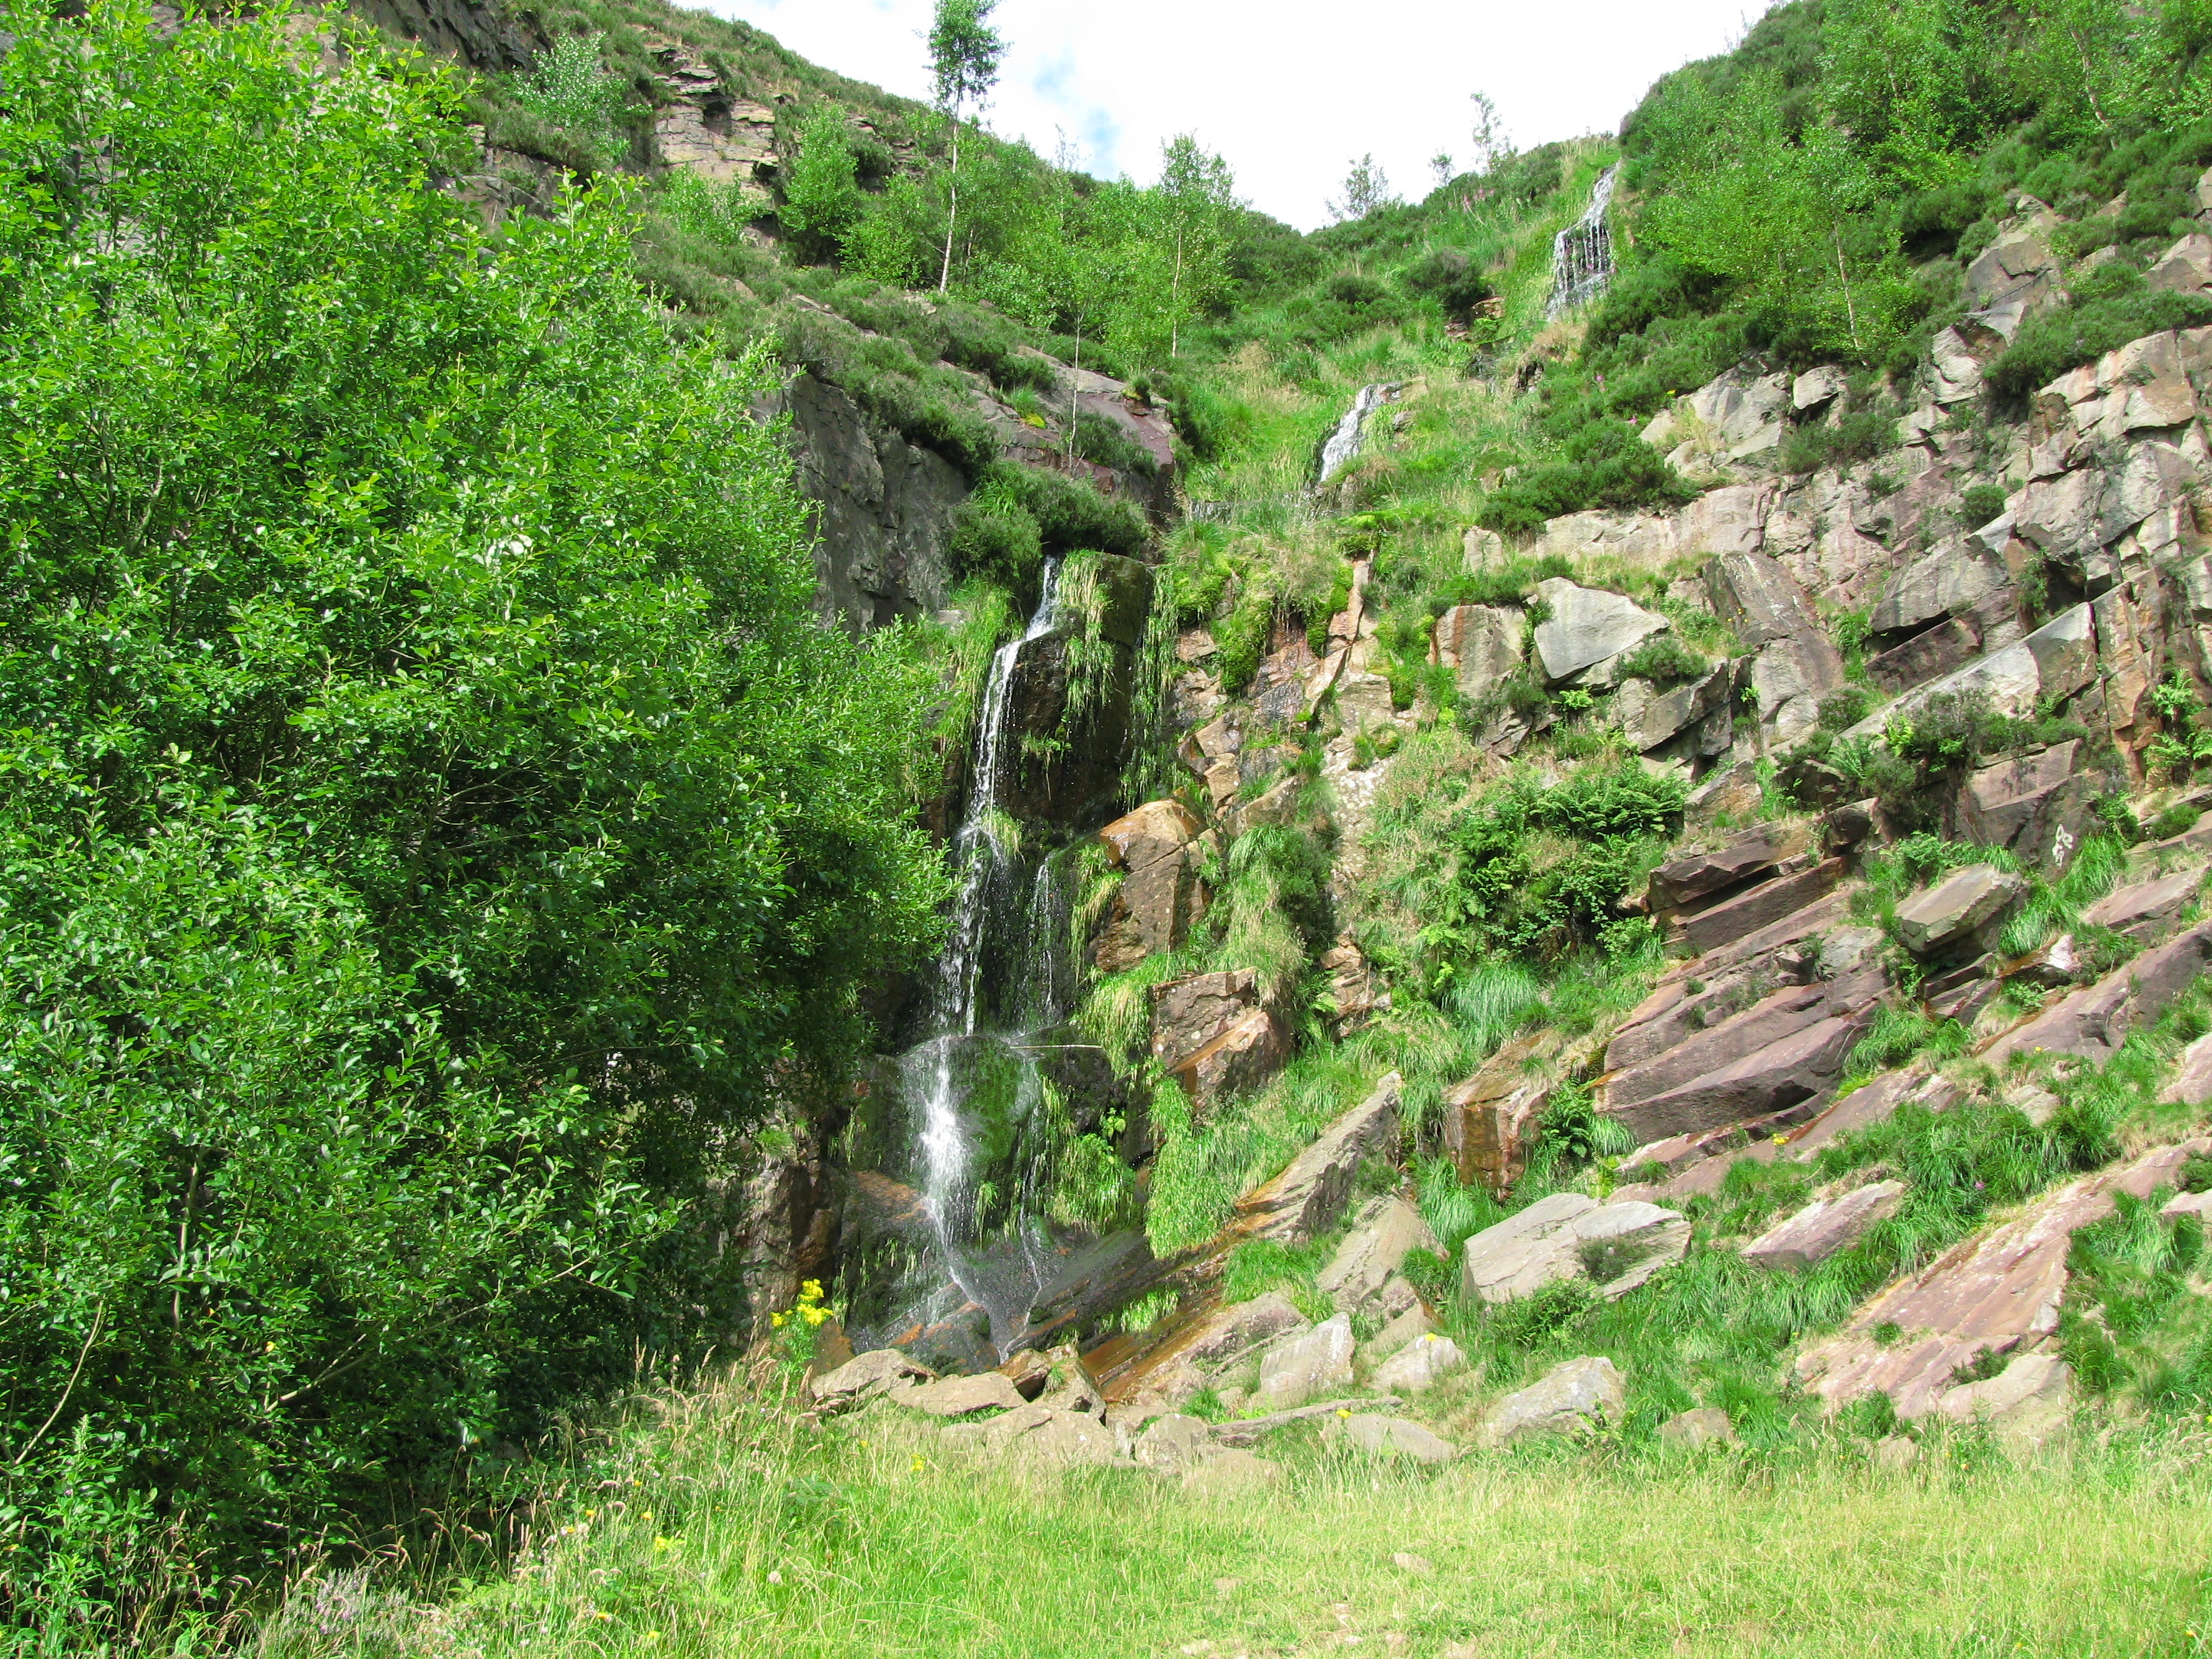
[1313,381,1403,488]
[1546,163,1619,319]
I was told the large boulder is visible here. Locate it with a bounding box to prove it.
[901,1372,1028,1417]
[1640,369,1790,471]
[1704,550,1845,739]
[1460,1194,1690,1304]
[1741,1179,1907,1271]
[1323,1413,1458,1464]
[1167,1007,1287,1113]
[1894,864,2026,957]
[1647,822,1808,913]
[1433,603,1524,695]
[1316,1194,1442,1313]
[1599,966,1883,1121]
[1233,1074,1401,1242]
[1530,579,1668,684]
[1840,605,2096,743]
[1477,1356,1627,1446]
[1150,970,1258,1068]
[1254,1312,1354,1409]
[1959,744,2103,873]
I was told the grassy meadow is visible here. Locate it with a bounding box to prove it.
[253,1372,2212,1659]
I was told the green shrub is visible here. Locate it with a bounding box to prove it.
[948,479,1046,585]
[1987,264,2212,400]
[985,460,1150,554]
[1478,422,1696,536]
[1617,633,1709,685]
[780,107,863,259]
[1074,410,1160,475]
[1958,481,2009,529]
[506,31,629,166]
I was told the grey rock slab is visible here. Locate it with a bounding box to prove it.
[1365,1303,1436,1363]
[1179,1292,1311,1372]
[1659,1407,1736,1448]
[1326,1413,1459,1465]
[902,1372,1028,1417]
[1233,1073,1401,1243]
[1871,540,2013,637]
[1210,1396,1404,1447]
[1011,1410,1129,1466]
[1370,1332,1467,1395]
[1131,1413,1215,1471]
[1254,1313,1354,1410]
[1460,1192,1598,1303]
[2168,1030,2212,1106]
[1935,1352,2073,1457]
[1894,864,2026,957]
[1742,1180,1907,1271]
[809,1347,935,1409]
[1316,1194,1442,1313]
[1460,1194,1689,1304]
[1478,1356,1627,1447]
[1841,606,2095,743]
[1531,579,1668,683]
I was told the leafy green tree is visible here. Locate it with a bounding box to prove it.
[510,30,629,166]
[0,0,943,1617]
[783,106,864,258]
[1328,153,1397,222]
[928,0,1007,292]
[1154,135,1241,356]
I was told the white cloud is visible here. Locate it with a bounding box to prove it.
[703,0,1770,230]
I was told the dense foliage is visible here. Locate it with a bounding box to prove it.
[0,0,943,1619]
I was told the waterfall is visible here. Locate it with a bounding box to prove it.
[890,562,1069,1356]
[1313,381,1403,488]
[1546,163,1619,319]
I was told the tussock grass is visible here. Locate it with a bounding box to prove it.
[258,1377,2212,1659]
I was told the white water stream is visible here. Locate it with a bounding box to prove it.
[896,562,1066,1353]
[1547,163,1619,318]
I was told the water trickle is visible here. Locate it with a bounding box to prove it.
[1313,381,1403,489]
[1547,163,1619,319]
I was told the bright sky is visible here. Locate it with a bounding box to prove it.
[703,0,1771,231]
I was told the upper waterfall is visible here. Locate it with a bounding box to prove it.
[1546,163,1619,318]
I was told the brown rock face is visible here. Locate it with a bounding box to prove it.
[1673,860,1844,955]
[1603,1011,1870,1147]
[1599,966,1883,1120]
[1151,971,1258,1068]
[1441,1030,1558,1194]
[1742,1179,1907,1271]
[1796,1139,2208,1418]
[2081,868,2202,941]
[1092,801,1205,974]
[1982,918,2212,1065]
[1647,822,1806,912]
[1233,1074,1402,1243]
[1789,1068,1960,1158]
[1894,864,2026,958]
[1167,1007,1288,1111]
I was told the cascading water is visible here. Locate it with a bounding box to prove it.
[1313,380,1403,488]
[883,562,1071,1357]
[1546,163,1619,318]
